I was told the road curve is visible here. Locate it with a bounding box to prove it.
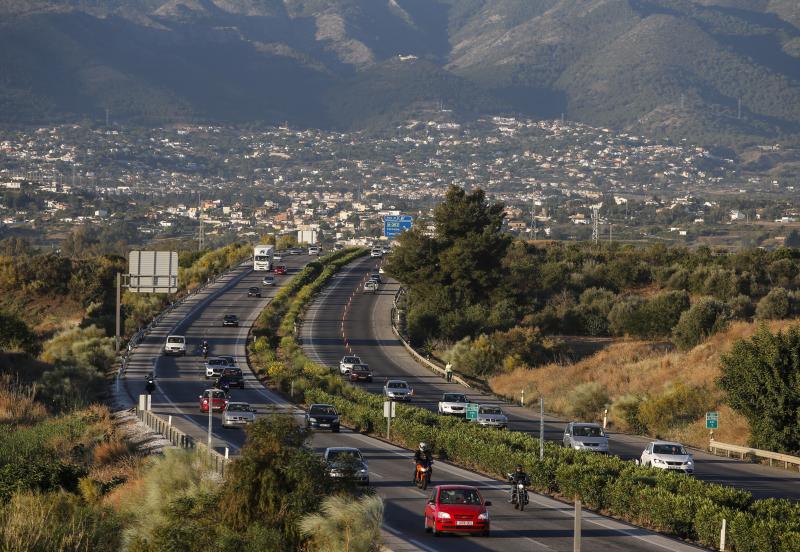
[301,256,705,552]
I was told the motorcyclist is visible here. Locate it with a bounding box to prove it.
[508,464,530,503]
[413,442,433,483]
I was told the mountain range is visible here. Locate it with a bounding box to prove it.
[1,0,799,147]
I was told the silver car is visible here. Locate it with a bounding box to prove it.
[474,405,508,428]
[324,447,369,485]
[563,422,609,453]
[222,402,256,428]
[204,357,232,378]
[383,379,413,401]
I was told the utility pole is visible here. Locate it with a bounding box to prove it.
[105,108,110,127]
[738,98,742,120]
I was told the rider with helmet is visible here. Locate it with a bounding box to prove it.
[413,442,433,483]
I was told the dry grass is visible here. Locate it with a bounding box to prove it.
[93,438,135,466]
[489,319,799,448]
[0,374,47,425]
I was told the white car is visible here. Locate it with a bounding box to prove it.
[383,379,413,401]
[339,355,363,375]
[363,281,378,293]
[640,441,694,474]
[205,357,233,378]
[308,246,321,255]
[370,248,383,258]
[164,335,186,356]
[438,392,468,416]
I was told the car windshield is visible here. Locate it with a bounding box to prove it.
[205,390,225,399]
[388,382,407,389]
[443,394,466,402]
[209,359,227,366]
[249,287,259,291]
[254,255,269,261]
[225,315,236,320]
[167,337,184,343]
[573,426,604,437]
[328,450,362,462]
[480,406,502,415]
[653,444,687,455]
[227,404,249,412]
[438,489,482,505]
[352,365,369,371]
[310,405,336,415]
[343,357,360,364]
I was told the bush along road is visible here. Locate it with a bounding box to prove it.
[247,249,800,552]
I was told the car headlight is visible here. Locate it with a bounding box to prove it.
[478,512,489,521]
[358,469,368,475]
[686,459,694,466]
[437,511,451,520]
[309,417,317,423]
[653,458,665,464]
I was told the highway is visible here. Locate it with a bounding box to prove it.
[119,254,703,551]
[301,255,800,502]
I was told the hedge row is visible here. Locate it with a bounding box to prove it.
[304,387,800,551]
[250,248,800,551]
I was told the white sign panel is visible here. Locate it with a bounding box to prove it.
[128,251,178,293]
[383,401,396,418]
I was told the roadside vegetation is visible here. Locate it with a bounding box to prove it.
[386,185,800,454]
[248,242,800,551]
[0,244,356,552]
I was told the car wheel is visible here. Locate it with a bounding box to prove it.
[481,529,490,538]
[332,427,340,433]
[432,522,440,537]
[424,516,432,533]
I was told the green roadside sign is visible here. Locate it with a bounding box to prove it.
[706,411,719,429]
[466,403,479,421]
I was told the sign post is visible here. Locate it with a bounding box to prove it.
[465,403,479,421]
[706,411,719,430]
[383,215,413,238]
[384,400,396,441]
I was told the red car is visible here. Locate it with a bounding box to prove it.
[199,389,228,413]
[274,265,287,275]
[424,485,491,537]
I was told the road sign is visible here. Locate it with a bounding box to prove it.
[383,401,396,418]
[706,411,719,429]
[384,215,413,238]
[465,403,479,421]
[128,250,178,293]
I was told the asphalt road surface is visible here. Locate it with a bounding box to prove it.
[120,255,703,551]
[301,255,800,502]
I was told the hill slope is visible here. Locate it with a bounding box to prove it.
[0,0,799,145]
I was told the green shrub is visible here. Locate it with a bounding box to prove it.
[565,382,609,421]
[609,291,690,338]
[638,383,712,437]
[756,288,791,320]
[611,394,647,433]
[672,297,729,350]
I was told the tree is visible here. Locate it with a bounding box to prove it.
[276,234,298,250]
[0,310,38,355]
[672,297,729,350]
[785,229,800,248]
[755,287,791,320]
[218,415,330,547]
[719,325,800,453]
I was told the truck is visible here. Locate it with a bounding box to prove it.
[253,245,274,271]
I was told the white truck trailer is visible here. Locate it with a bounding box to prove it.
[253,245,274,271]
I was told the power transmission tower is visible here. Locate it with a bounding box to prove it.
[591,205,600,245]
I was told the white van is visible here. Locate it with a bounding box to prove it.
[164,335,186,356]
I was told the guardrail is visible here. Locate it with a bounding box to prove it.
[709,439,800,471]
[137,406,229,475]
[390,288,472,389]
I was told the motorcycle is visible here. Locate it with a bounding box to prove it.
[214,378,230,394]
[202,343,209,359]
[415,459,433,490]
[508,474,529,511]
[145,377,155,395]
